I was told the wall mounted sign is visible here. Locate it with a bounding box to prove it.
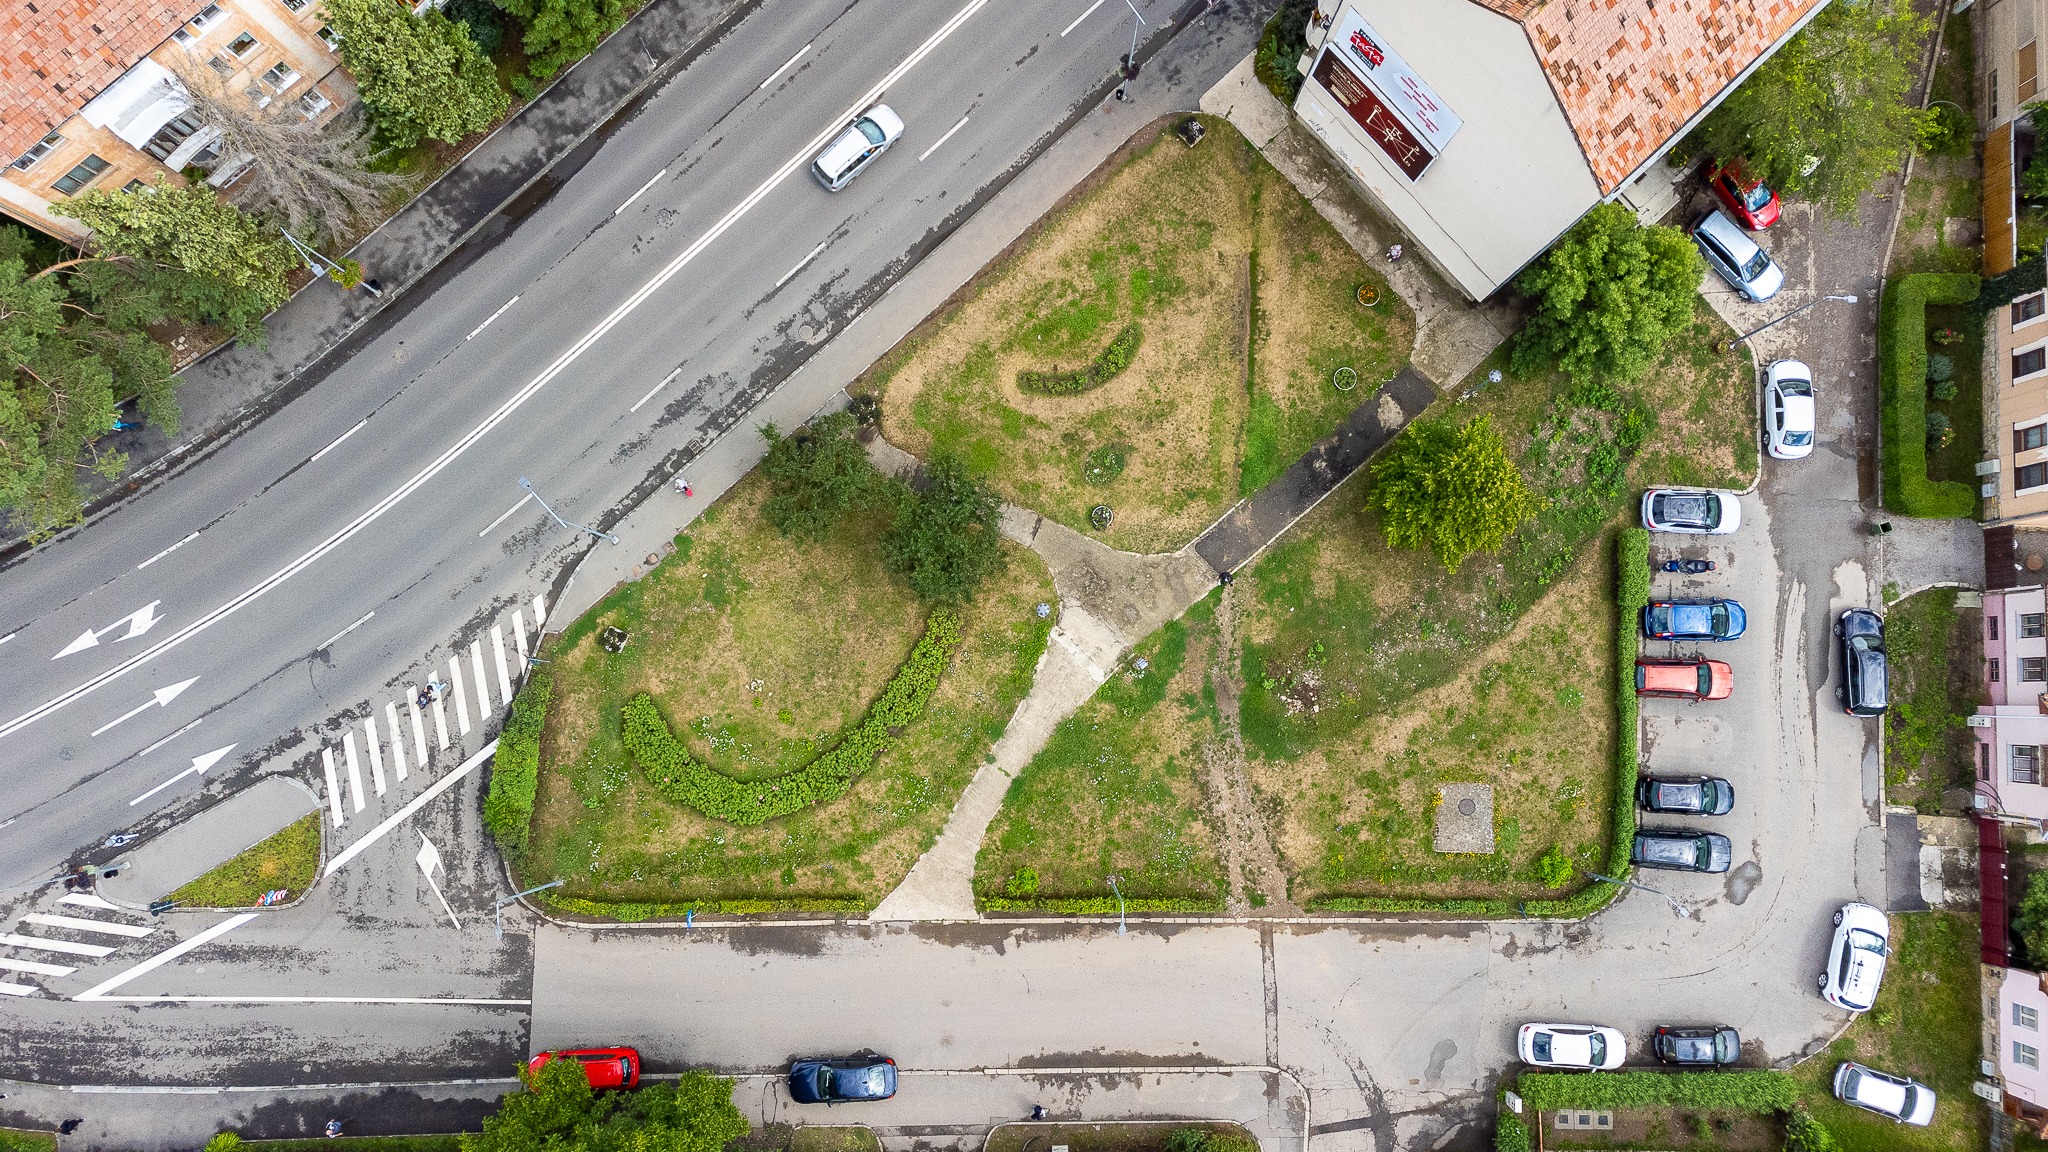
[1311,8,1461,181]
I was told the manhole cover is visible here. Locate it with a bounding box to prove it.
[1458,798,1476,816]
[797,324,818,342]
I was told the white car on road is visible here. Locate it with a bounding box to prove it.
[1641,488,1742,534]
[1765,359,1816,459]
[1517,1023,1626,1070]
[1819,903,1890,1012]
[1833,1061,1935,1126]
[811,104,905,191]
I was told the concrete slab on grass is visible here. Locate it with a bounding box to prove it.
[100,776,320,907]
[1434,784,1495,855]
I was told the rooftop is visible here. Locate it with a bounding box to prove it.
[0,0,192,161]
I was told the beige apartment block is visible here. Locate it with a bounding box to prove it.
[1,0,357,242]
[1988,289,2048,525]
[1978,0,2048,275]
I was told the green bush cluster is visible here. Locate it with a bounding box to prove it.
[1163,1130,1256,1152]
[1494,1111,1530,1152]
[1521,880,1618,919]
[1781,1105,1839,1152]
[979,895,1225,914]
[622,612,963,825]
[483,669,554,851]
[546,894,869,920]
[1613,527,1650,875]
[1513,1070,1798,1113]
[1018,323,1143,395]
[1252,0,1317,104]
[1306,896,1516,916]
[1879,273,1980,517]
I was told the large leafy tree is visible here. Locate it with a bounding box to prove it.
[494,0,625,87]
[1369,415,1537,573]
[1510,202,1702,386]
[466,1057,748,1152]
[883,456,1005,606]
[2017,870,2048,967]
[321,0,509,150]
[760,411,884,542]
[1696,0,1934,216]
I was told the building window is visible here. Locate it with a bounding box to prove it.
[208,53,236,76]
[10,130,62,171]
[297,89,332,119]
[1985,741,1996,780]
[2018,745,2043,783]
[316,24,341,50]
[122,179,146,193]
[2025,658,2048,683]
[2022,462,2048,491]
[1995,69,2003,122]
[2022,42,2040,102]
[2024,613,2045,638]
[227,32,258,56]
[2022,425,2048,453]
[50,154,108,196]
[189,3,222,30]
[141,114,205,161]
[281,0,308,9]
[2019,347,2048,379]
[1993,615,2004,641]
[1993,658,2005,683]
[260,62,297,92]
[2019,1003,2040,1030]
[2020,295,2048,325]
[2021,1042,2041,1069]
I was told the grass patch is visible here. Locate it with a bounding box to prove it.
[1879,274,1981,518]
[0,1130,55,1152]
[165,811,321,907]
[1922,303,1984,487]
[1789,912,1984,1152]
[1882,588,1982,813]
[244,1139,463,1152]
[868,115,1411,552]
[1890,9,1980,278]
[527,473,1054,910]
[984,1123,1256,1152]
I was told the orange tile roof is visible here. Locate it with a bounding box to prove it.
[0,0,190,161]
[1500,0,1826,194]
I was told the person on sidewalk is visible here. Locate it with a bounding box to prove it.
[1386,243,1403,264]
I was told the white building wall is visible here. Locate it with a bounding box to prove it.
[2002,967,2048,1103]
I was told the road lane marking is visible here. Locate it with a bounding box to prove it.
[342,732,365,812]
[0,983,32,997]
[1061,0,1107,36]
[55,602,164,658]
[511,610,529,664]
[137,717,200,757]
[82,994,533,1005]
[322,749,344,827]
[0,0,992,746]
[128,744,236,807]
[478,492,535,537]
[613,169,669,217]
[386,702,408,782]
[0,957,73,978]
[136,531,199,570]
[533,593,548,632]
[309,419,367,464]
[492,625,514,705]
[759,42,811,90]
[448,658,471,736]
[407,691,429,763]
[629,368,682,414]
[72,913,256,1001]
[317,611,375,652]
[431,683,450,750]
[470,639,492,713]
[0,934,114,958]
[775,242,828,288]
[465,296,520,341]
[60,894,121,910]
[325,740,498,877]
[365,714,387,796]
[919,115,969,161]
[90,677,198,738]
[24,913,152,937]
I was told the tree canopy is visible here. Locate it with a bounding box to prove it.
[466,1057,748,1152]
[1510,202,1702,386]
[1695,0,1934,217]
[493,0,626,88]
[1368,414,1537,573]
[883,456,1006,606]
[760,411,884,542]
[322,0,509,150]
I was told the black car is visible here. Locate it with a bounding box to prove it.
[1631,827,1732,873]
[1835,609,1889,717]
[1636,774,1735,816]
[788,1054,897,1103]
[1653,1025,1741,1066]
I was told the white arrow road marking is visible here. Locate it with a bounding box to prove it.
[326,740,496,877]
[89,677,197,738]
[72,913,255,1001]
[129,744,237,806]
[54,602,164,659]
[416,833,460,928]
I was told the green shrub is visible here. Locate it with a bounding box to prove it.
[2015,871,2048,965]
[483,669,553,851]
[1494,1112,1530,1152]
[1305,896,1517,916]
[1163,1131,1207,1152]
[1782,1105,1839,1152]
[1252,0,1316,104]
[884,459,1005,606]
[1926,409,1953,448]
[1926,352,1954,383]
[1929,378,1958,402]
[1534,845,1573,889]
[1879,273,1979,517]
[1613,528,1649,874]
[1005,867,1040,898]
[622,612,962,825]
[1514,1070,1798,1113]
[545,894,869,920]
[979,895,1225,914]
[1019,323,1143,395]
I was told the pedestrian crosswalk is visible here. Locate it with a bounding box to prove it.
[317,593,548,833]
[0,893,158,997]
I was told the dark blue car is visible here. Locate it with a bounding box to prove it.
[1642,599,1746,641]
[788,1054,897,1103]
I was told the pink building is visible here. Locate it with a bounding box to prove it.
[1977,588,2048,822]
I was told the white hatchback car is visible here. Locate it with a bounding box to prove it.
[1833,1061,1935,1126]
[1641,488,1742,534]
[811,105,905,191]
[1517,1023,1626,1070]
[1819,902,1890,1012]
[1765,359,1816,459]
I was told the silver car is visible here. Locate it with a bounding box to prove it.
[1833,1061,1935,1126]
[1692,209,1784,301]
[811,105,905,191]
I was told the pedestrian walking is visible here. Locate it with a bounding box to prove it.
[1386,243,1403,264]
[1031,1105,1046,1121]
[1218,570,1234,587]
[325,1120,344,1139]
[673,476,693,497]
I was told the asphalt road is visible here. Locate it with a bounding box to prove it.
[0,0,1196,889]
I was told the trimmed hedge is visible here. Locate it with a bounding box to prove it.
[622,611,963,825]
[1308,896,1517,916]
[1611,527,1649,876]
[483,668,553,852]
[546,894,869,920]
[1494,1112,1529,1152]
[980,895,1226,915]
[1879,273,1980,518]
[1985,253,2045,308]
[1514,1070,1799,1113]
[1018,323,1142,395]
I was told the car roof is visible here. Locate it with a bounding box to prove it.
[816,126,873,178]
[1846,1066,1911,1113]
[1695,210,1760,259]
[1779,395,1815,430]
[1639,661,1704,690]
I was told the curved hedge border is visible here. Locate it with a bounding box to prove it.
[1514,1069,1798,1112]
[483,668,554,852]
[546,893,869,920]
[622,611,963,825]
[1880,272,1980,518]
[1019,323,1142,395]
[981,895,1227,915]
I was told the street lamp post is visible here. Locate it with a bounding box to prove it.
[495,878,565,939]
[520,476,619,545]
[278,227,381,298]
[1107,874,1128,936]
[1112,0,1146,101]
[1586,870,1691,919]
[1723,294,1858,352]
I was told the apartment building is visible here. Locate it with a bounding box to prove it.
[1979,0,2042,278]
[1984,288,2048,525]
[0,0,356,242]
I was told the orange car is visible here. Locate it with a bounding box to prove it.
[1635,658,1732,700]
[527,1047,641,1090]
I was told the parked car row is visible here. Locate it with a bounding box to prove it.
[526,1047,897,1102]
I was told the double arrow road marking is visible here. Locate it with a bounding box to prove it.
[53,602,162,660]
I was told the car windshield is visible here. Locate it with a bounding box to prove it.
[1697,665,1714,694]
[1710,605,1729,632]
[1741,250,1772,280]
[1716,1032,1737,1062]
[1777,375,1811,397]
[1784,430,1813,446]
[816,1068,835,1097]
[1850,928,1886,954]
[1698,780,1721,809]
[1586,1034,1607,1064]
[1742,182,1773,211]
[1695,839,1715,868]
[857,118,887,145]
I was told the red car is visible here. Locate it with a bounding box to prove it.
[1708,159,1780,230]
[1635,658,1732,701]
[527,1047,642,1090]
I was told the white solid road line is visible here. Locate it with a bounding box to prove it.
[774,242,828,289]
[23,913,152,937]
[60,893,122,910]
[386,702,408,782]
[759,42,811,90]
[0,934,115,958]
[85,993,533,1006]
[0,0,991,746]
[0,982,33,997]
[309,419,367,464]
[318,611,375,652]
[492,626,514,706]
[407,692,429,762]
[448,657,471,735]
[325,740,499,877]
[343,732,366,813]
[479,492,535,537]
[431,684,450,750]
[136,530,199,570]
[1061,0,1107,36]
[322,748,344,827]
[73,913,257,1001]
[613,169,669,217]
[629,367,683,413]
[466,295,521,341]
[470,639,492,713]
[365,714,387,796]
[512,609,530,664]
[918,115,969,161]
[136,717,201,757]
[0,956,74,978]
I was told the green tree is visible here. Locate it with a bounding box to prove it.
[466,1058,748,1152]
[1369,415,1537,573]
[494,0,624,87]
[883,456,1005,606]
[760,411,883,541]
[2016,870,2048,966]
[1696,0,1934,217]
[322,0,509,150]
[1509,202,1702,385]
[202,1136,242,1152]
[50,178,297,337]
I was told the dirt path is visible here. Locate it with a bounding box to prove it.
[1202,585,1300,915]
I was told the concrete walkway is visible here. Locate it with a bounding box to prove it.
[99,775,320,908]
